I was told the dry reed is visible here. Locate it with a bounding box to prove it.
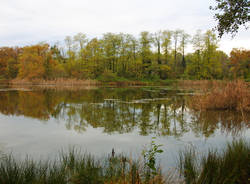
[9,78,147,87]
[10,78,99,86]
[190,80,250,112]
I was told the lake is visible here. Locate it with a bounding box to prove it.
[0,86,249,170]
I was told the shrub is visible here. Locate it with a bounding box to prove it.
[97,70,119,82]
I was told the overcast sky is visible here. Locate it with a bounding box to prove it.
[0,0,249,54]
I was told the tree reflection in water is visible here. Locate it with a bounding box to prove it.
[0,87,248,137]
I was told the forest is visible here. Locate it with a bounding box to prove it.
[0,30,249,82]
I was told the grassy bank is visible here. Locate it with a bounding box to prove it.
[0,140,249,184]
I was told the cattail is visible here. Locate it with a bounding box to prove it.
[112,148,115,157]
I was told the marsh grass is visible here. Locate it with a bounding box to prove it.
[190,80,250,112]
[179,139,250,184]
[10,78,99,86]
[9,78,150,88]
[0,140,249,184]
[0,149,165,184]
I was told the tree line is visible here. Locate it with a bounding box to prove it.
[0,30,249,81]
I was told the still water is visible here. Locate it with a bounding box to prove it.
[0,86,249,170]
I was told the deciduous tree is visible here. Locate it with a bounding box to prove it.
[210,0,250,37]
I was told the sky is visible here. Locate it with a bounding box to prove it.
[0,0,249,54]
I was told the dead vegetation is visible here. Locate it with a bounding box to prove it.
[190,80,250,112]
[9,78,147,87]
[10,78,99,86]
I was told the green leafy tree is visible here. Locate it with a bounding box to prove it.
[161,30,172,65]
[172,30,182,73]
[73,33,88,68]
[154,31,162,65]
[210,0,250,37]
[84,38,104,78]
[179,30,190,73]
[139,31,153,77]
[203,30,220,78]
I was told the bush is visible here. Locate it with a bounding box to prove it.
[97,70,119,82]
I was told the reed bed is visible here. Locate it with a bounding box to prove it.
[0,139,249,183]
[190,80,250,112]
[0,150,166,184]
[9,78,148,87]
[179,139,250,184]
[10,78,99,86]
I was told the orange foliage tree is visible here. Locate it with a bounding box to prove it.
[0,48,9,78]
[18,44,55,79]
[229,48,250,79]
[0,47,20,79]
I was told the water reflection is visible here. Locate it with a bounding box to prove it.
[0,88,249,138]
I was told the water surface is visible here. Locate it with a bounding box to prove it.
[0,87,249,170]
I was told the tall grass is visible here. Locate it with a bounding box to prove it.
[0,150,165,184]
[179,139,250,184]
[0,140,249,183]
[10,78,149,87]
[190,80,250,112]
[10,78,99,86]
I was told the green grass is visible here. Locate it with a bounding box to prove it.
[0,149,164,184]
[245,78,250,82]
[0,139,249,184]
[96,70,178,86]
[179,139,250,184]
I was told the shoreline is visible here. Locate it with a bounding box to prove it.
[0,78,175,87]
[1,79,249,89]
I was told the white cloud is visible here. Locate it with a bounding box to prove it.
[0,0,249,54]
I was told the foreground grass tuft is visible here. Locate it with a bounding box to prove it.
[0,150,165,184]
[0,139,249,183]
[179,139,250,184]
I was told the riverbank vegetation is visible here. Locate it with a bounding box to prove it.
[0,139,249,184]
[0,151,164,184]
[190,80,250,112]
[0,30,249,83]
[179,139,250,184]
